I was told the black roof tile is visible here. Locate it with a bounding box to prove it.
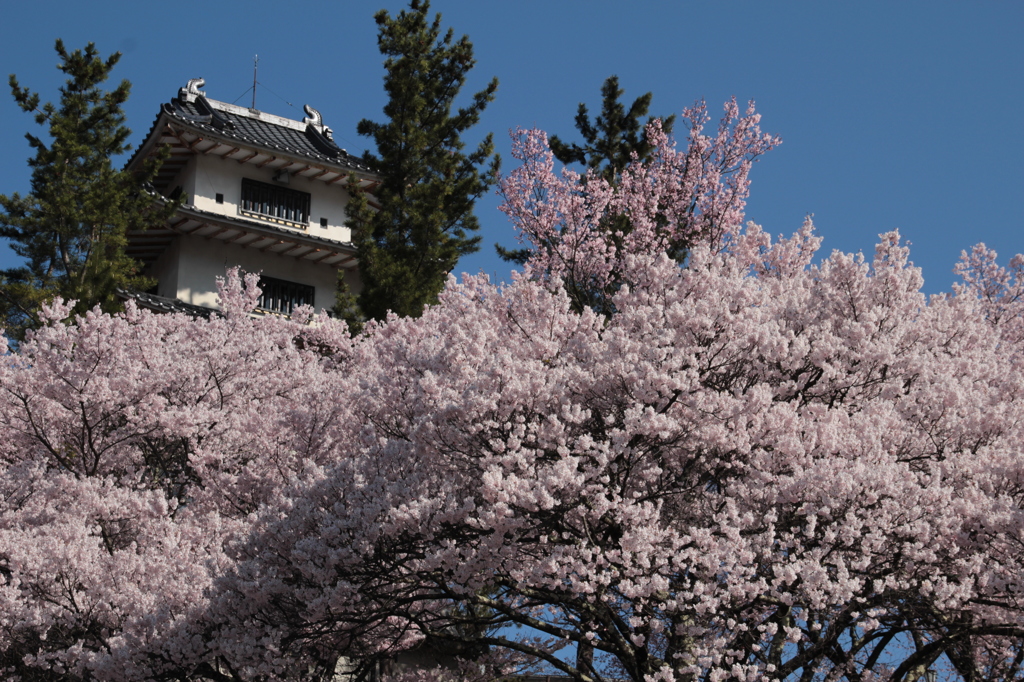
[117,289,219,318]
[126,86,375,177]
[163,97,373,173]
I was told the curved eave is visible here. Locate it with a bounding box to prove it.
[116,288,220,318]
[127,111,379,195]
[127,205,359,270]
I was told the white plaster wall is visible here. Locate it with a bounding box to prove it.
[164,156,197,205]
[148,239,181,300]
[188,154,353,243]
[173,235,341,313]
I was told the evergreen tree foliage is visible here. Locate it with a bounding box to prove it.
[550,75,676,183]
[338,0,499,326]
[497,75,675,267]
[0,40,176,339]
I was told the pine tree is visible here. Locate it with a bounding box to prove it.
[338,0,499,326]
[550,75,676,183]
[497,75,675,266]
[0,40,176,339]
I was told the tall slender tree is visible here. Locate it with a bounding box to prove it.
[338,0,499,327]
[0,40,176,339]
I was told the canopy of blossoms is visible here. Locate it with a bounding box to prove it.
[2,100,1023,682]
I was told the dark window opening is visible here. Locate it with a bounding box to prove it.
[257,276,315,316]
[240,178,310,226]
[215,193,224,204]
[320,217,328,228]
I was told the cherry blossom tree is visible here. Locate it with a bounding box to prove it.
[0,272,356,680]
[499,99,779,314]
[210,109,1024,681]
[215,227,1024,682]
[2,97,1024,682]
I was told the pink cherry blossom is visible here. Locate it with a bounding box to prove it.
[2,101,1024,682]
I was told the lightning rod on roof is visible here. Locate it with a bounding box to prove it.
[251,55,258,110]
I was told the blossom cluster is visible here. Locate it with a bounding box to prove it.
[2,103,1024,682]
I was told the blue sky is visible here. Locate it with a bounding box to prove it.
[1,1,1021,295]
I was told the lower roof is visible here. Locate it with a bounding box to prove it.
[117,289,219,318]
[126,204,358,269]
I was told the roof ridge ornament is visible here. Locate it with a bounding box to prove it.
[303,104,334,141]
[179,78,206,103]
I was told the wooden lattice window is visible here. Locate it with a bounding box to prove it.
[257,276,315,315]
[240,178,310,226]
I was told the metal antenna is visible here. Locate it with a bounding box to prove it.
[251,55,258,110]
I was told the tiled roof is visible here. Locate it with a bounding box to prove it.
[117,289,219,318]
[126,79,376,178]
[159,97,374,173]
